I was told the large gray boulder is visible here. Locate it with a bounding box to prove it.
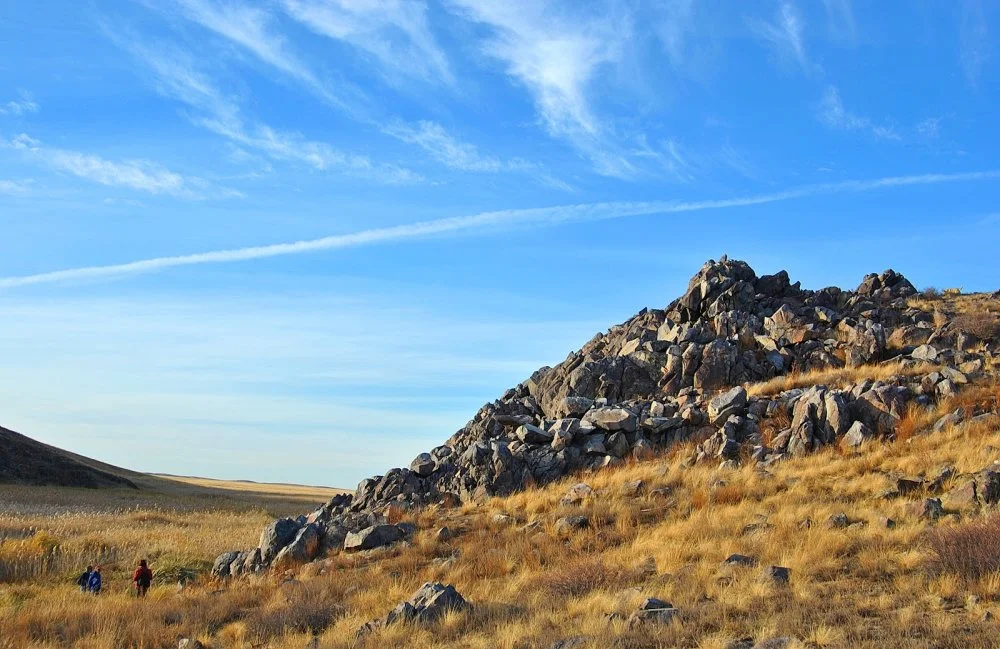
[211,550,240,578]
[343,524,406,552]
[272,523,322,568]
[708,386,747,424]
[517,423,554,445]
[583,407,637,432]
[259,518,301,564]
[410,453,436,476]
[358,582,469,637]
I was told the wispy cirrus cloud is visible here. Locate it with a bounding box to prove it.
[749,1,811,73]
[0,91,39,117]
[383,120,532,173]
[817,86,900,141]
[0,179,32,195]
[2,168,997,288]
[654,0,697,67]
[113,35,421,184]
[129,3,534,182]
[167,0,361,113]
[7,133,238,199]
[447,0,636,178]
[959,0,990,87]
[281,0,453,85]
[916,117,943,139]
[822,0,858,44]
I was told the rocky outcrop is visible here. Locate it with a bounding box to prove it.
[357,582,469,637]
[214,258,996,576]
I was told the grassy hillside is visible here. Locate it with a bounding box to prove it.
[1,374,997,648]
[0,425,140,489]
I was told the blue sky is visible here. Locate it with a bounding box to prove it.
[0,1,997,488]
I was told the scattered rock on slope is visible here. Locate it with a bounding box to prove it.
[357,582,469,637]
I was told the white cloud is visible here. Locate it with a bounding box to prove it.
[3,168,997,288]
[169,0,354,111]
[916,117,943,139]
[654,0,697,67]
[817,86,901,141]
[447,0,636,178]
[0,91,39,116]
[960,0,990,87]
[281,0,453,85]
[822,0,858,44]
[7,133,236,198]
[115,37,421,184]
[0,179,32,196]
[749,1,810,73]
[383,120,532,173]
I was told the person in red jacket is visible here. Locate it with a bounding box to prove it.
[132,559,153,598]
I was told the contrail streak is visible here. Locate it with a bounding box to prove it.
[2,169,997,288]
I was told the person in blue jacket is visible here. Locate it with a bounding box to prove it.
[87,565,102,594]
[76,565,93,592]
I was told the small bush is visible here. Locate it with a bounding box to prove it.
[953,313,1000,342]
[921,287,942,300]
[926,514,1000,580]
[529,558,638,597]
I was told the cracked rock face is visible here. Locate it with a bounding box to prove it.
[214,257,995,576]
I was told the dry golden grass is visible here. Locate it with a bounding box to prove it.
[2,383,1000,648]
[746,360,927,397]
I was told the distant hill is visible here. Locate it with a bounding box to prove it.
[0,425,139,489]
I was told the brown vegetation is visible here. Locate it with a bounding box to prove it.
[2,377,999,648]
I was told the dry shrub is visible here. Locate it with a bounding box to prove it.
[710,484,746,506]
[926,515,1000,581]
[921,287,942,300]
[953,313,1000,342]
[529,558,638,597]
[894,405,923,442]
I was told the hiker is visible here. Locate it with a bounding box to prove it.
[87,565,102,594]
[76,565,93,592]
[133,559,153,598]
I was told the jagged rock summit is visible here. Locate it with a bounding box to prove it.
[214,257,994,577]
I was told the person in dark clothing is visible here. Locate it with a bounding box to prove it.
[133,559,153,598]
[87,565,102,594]
[76,565,93,592]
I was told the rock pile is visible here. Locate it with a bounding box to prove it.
[356,582,469,637]
[214,258,997,576]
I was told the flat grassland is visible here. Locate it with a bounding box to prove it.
[2,381,999,649]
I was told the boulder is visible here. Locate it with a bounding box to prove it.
[344,524,406,552]
[211,551,240,578]
[358,582,469,636]
[410,453,436,476]
[259,518,301,564]
[517,424,554,445]
[560,483,594,506]
[723,553,758,567]
[708,386,748,424]
[555,515,590,534]
[583,407,637,432]
[840,420,871,449]
[272,523,322,567]
[627,599,679,627]
[911,344,939,361]
[763,565,790,584]
[905,498,944,521]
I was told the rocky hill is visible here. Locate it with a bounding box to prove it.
[213,257,999,579]
[0,424,138,489]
